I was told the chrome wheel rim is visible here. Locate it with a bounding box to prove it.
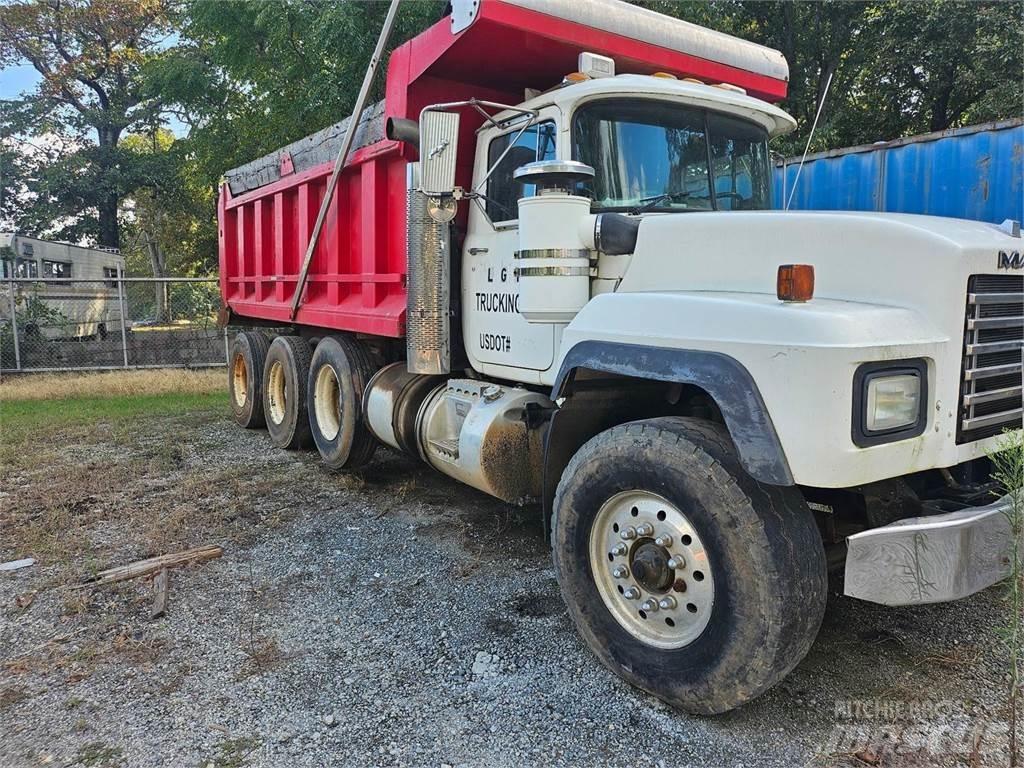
[313,364,342,442]
[267,360,287,425]
[589,490,715,649]
[231,354,248,409]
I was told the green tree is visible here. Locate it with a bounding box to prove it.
[119,127,216,318]
[0,0,173,248]
[843,1,1023,141]
[151,0,444,191]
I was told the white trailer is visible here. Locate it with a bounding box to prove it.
[0,233,125,340]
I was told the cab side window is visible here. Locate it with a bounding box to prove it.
[485,120,556,222]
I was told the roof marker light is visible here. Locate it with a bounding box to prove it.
[651,72,677,80]
[578,52,615,79]
[712,82,748,95]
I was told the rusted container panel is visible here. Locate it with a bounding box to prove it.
[775,119,1024,224]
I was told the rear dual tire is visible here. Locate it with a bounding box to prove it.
[307,335,377,469]
[263,336,314,450]
[229,331,271,429]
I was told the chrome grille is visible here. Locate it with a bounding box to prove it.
[959,274,1024,442]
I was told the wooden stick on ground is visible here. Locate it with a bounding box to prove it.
[83,545,223,587]
[150,568,169,619]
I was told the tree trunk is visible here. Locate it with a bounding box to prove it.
[145,232,169,323]
[929,89,954,132]
[96,126,122,250]
[929,63,957,132]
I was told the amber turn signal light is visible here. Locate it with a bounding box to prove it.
[777,264,815,302]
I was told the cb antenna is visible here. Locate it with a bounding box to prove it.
[785,69,834,211]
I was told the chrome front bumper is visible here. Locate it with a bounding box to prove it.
[844,493,1019,606]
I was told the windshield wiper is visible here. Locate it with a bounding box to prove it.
[632,190,693,214]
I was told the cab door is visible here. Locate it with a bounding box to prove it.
[462,114,560,377]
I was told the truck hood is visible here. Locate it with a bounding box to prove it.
[619,210,1021,318]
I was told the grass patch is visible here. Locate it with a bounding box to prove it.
[0,367,224,402]
[74,741,123,767]
[1,392,226,448]
[202,736,261,768]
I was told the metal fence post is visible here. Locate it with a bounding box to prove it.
[116,267,129,368]
[7,276,20,371]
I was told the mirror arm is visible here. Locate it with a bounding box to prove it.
[473,115,539,193]
[418,99,540,199]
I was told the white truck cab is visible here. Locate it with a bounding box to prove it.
[464,75,794,383]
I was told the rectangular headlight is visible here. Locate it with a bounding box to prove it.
[865,374,921,432]
[852,360,929,447]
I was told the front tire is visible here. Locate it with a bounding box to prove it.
[552,417,826,714]
[307,335,378,469]
[262,335,313,450]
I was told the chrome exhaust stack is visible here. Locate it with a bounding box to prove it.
[405,161,451,375]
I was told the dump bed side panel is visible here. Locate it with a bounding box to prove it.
[219,140,409,338]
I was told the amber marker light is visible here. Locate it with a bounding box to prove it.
[562,72,591,84]
[777,264,815,302]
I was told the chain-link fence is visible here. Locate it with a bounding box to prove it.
[0,276,227,373]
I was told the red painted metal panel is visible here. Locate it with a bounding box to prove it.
[219,1,788,338]
[221,143,410,337]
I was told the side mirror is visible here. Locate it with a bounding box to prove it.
[419,110,460,196]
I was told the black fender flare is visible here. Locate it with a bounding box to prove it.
[549,341,794,487]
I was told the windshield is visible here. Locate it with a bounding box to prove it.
[572,99,772,212]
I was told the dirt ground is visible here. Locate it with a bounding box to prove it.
[0,395,1019,767]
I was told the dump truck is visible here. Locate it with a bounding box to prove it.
[219,0,1024,714]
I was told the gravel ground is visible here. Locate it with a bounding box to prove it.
[0,408,1018,767]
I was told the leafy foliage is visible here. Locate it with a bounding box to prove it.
[644,0,1023,154]
[151,0,444,187]
[0,0,174,247]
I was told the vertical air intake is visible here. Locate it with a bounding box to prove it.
[405,162,451,374]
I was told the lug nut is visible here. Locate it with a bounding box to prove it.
[611,543,628,557]
[623,586,640,600]
[654,534,673,547]
[640,598,660,613]
[620,527,637,541]
[612,565,629,579]
[636,523,654,537]
[667,556,685,570]
[658,596,677,611]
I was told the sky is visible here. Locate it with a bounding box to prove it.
[0,64,41,99]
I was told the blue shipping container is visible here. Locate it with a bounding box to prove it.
[773,118,1023,224]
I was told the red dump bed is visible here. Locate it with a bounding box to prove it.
[218,0,789,337]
